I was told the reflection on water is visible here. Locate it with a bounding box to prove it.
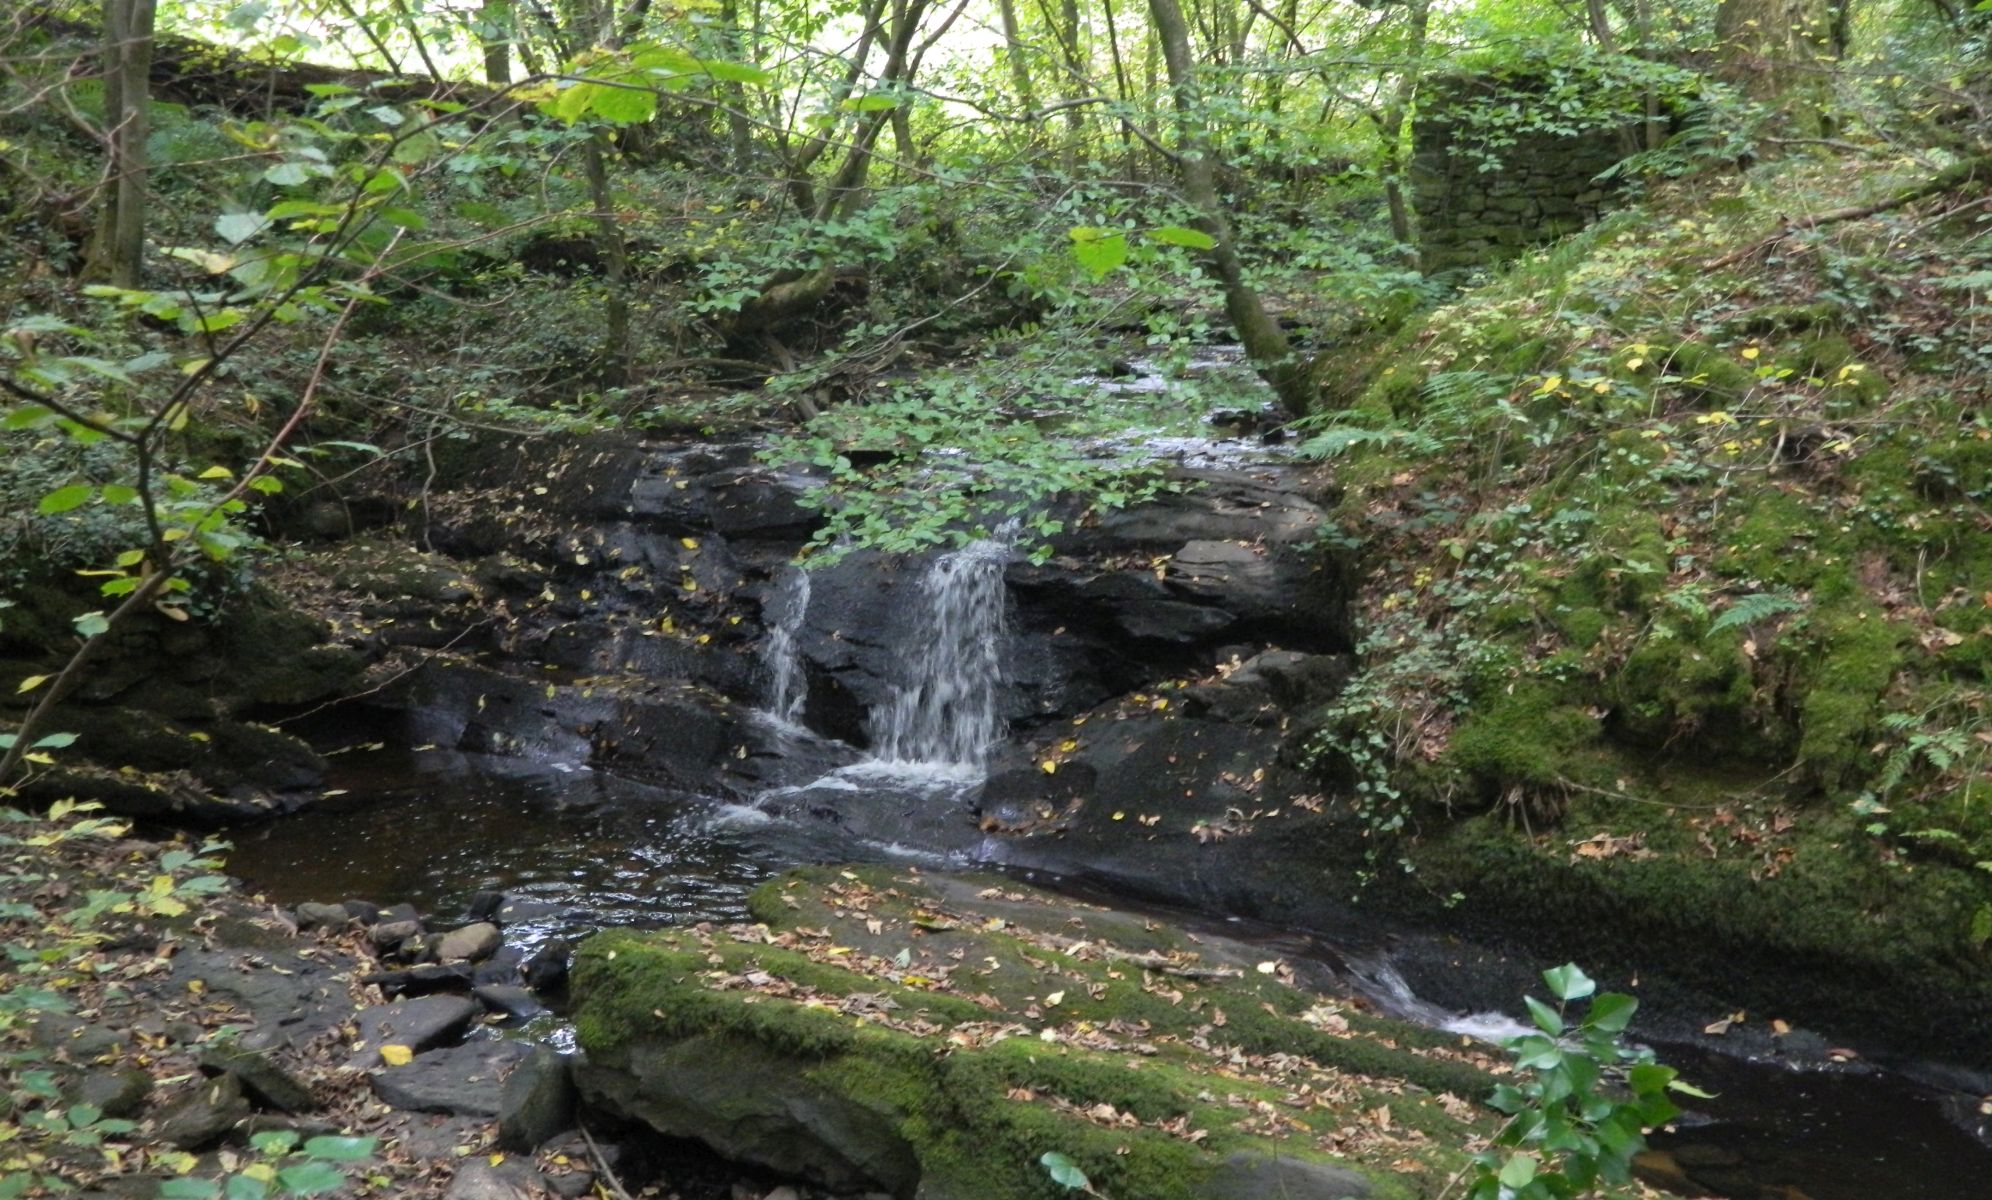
[228,747,784,927]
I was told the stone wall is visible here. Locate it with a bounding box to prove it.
[1411,72,1633,272]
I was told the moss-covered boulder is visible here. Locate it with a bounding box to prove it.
[571,867,1508,1200]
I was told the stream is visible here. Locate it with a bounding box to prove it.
[228,526,1992,1200]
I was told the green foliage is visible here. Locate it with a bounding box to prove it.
[1703,591,1806,640]
[1469,964,1700,1200]
[156,1131,377,1200]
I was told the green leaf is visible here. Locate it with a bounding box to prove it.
[158,1179,222,1200]
[1524,995,1564,1036]
[843,94,900,111]
[250,1130,300,1156]
[1586,992,1638,1034]
[588,84,659,125]
[73,611,109,638]
[1148,224,1216,250]
[38,484,94,514]
[215,213,271,245]
[1039,1152,1089,1191]
[1542,963,1596,1002]
[223,1174,270,1200]
[276,1161,347,1195]
[1498,1153,1538,1188]
[301,1135,376,1162]
[262,162,312,186]
[1068,228,1129,277]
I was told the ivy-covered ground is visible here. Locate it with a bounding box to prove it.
[1303,151,1992,1055]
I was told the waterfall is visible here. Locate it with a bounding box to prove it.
[761,568,811,726]
[873,533,1013,769]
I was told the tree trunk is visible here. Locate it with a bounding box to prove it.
[478,0,514,84]
[996,0,1038,118]
[1375,0,1429,267]
[1145,0,1310,420]
[107,0,156,288]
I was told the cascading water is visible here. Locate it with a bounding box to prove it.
[760,567,811,727]
[872,533,1013,770]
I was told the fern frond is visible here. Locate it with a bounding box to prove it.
[1705,592,1806,639]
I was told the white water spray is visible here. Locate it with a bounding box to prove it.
[873,533,1014,769]
[761,568,811,726]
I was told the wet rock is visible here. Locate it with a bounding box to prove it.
[1207,1150,1371,1199]
[437,922,502,963]
[493,895,574,926]
[342,899,382,925]
[472,984,544,1023]
[472,946,525,987]
[523,940,572,995]
[68,1069,151,1119]
[466,890,504,922]
[152,1073,251,1150]
[362,963,474,999]
[445,1158,545,1200]
[380,902,421,925]
[497,1045,576,1152]
[293,902,352,931]
[371,919,423,949]
[348,995,480,1067]
[198,1044,316,1113]
[27,1015,126,1060]
[544,1168,596,1200]
[371,1039,527,1117]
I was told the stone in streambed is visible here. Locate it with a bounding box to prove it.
[437,922,501,963]
[370,919,423,950]
[198,1044,316,1113]
[445,1159,545,1200]
[523,939,571,995]
[1207,1151,1372,1199]
[472,984,544,1022]
[371,1039,527,1116]
[67,1069,151,1120]
[152,1073,251,1150]
[497,1045,576,1152]
[293,902,352,931]
[362,962,474,999]
[348,994,479,1067]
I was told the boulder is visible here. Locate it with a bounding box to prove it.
[437,922,502,964]
[497,1045,576,1152]
[569,868,1492,1200]
[445,1159,545,1200]
[198,1044,316,1113]
[152,1074,251,1150]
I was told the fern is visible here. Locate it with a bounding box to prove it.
[1295,426,1442,459]
[1704,591,1806,639]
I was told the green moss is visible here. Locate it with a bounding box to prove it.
[1658,341,1753,407]
[1608,634,1757,754]
[1447,682,1598,792]
[1797,604,1907,789]
[571,872,1493,1200]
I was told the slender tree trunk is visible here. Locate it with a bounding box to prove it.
[1376,0,1430,266]
[718,0,754,169]
[582,133,630,387]
[997,0,1038,117]
[1100,0,1136,175]
[1146,0,1310,419]
[479,0,514,84]
[102,0,155,288]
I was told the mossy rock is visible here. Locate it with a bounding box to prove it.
[571,868,1506,1200]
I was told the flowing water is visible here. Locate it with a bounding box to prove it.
[760,567,811,728]
[229,530,1992,1200]
[872,532,1013,770]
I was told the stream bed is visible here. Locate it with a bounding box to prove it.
[230,743,1992,1200]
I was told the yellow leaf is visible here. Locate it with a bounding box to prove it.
[681,537,699,550]
[488,1153,506,1166]
[1741,346,1760,360]
[1044,991,1065,1007]
[378,1044,414,1066]
[242,1164,276,1183]
[17,674,50,693]
[1040,760,1058,775]
[197,465,233,480]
